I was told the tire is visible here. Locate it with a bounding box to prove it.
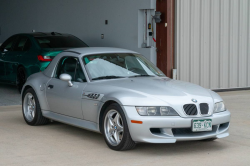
[22,88,49,126]
[102,103,136,151]
[17,66,27,93]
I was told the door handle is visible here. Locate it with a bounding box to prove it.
[48,85,54,89]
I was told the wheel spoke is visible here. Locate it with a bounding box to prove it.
[114,130,121,144]
[31,98,35,106]
[114,113,123,132]
[107,133,113,138]
[109,127,115,134]
[117,126,123,133]
[29,99,33,106]
[113,113,119,125]
[117,121,123,132]
[108,115,114,126]
[31,110,35,118]
[27,95,33,106]
[107,119,114,133]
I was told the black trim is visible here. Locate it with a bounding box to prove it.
[48,85,54,89]
[213,87,250,92]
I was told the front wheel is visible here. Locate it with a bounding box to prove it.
[22,88,49,126]
[103,103,136,151]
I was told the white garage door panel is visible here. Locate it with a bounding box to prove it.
[176,0,250,89]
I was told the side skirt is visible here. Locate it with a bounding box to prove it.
[42,110,100,133]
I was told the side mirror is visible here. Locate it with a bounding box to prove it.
[59,74,73,87]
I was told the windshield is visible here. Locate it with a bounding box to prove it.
[82,53,165,80]
[35,36,88,48]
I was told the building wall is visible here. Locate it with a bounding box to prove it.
[176,0,250,89]
[0,0,157,63]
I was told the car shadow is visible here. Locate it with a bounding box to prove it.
[133,141,227,155]
[11,107,229,155]
[0,83,18,92]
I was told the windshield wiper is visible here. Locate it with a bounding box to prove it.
[92,76,125,80]
[129,74,155,78]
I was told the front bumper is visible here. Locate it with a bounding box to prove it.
[123,106,231,143]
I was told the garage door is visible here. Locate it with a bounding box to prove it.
[175,0,250,89]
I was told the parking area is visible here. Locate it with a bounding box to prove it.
[0,87,250,166]
[0,83,21,106]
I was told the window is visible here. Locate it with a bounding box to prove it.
[35,36,88,48]
[23,39,31,51]
[55,57,86,82]
[82,53,165,80]
[75,61,87,82]
[1,36,18,52]
[13,37,31,51]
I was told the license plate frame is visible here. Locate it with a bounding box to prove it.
[192,119,212,132]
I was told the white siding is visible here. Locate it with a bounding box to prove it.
[176,0,250,89]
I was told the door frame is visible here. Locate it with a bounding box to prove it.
[156,0,175,78]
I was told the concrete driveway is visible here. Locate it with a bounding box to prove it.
[0,91,249,166]
[0,83,21,106]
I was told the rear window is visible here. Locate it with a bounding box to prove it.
[35,36,88,48]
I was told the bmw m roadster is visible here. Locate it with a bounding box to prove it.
[21,47,231,151]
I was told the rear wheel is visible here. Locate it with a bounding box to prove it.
[17,66,27,93]
[22,88,49,126]
[103,103,136,151]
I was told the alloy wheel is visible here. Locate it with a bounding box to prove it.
[104,109,124,146]
[23,93,36,122]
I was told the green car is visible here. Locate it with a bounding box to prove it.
[0,32,88,92]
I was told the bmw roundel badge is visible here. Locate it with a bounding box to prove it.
[192,99,198,103]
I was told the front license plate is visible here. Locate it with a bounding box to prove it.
[192,119,212,132]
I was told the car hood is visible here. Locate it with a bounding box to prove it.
[90,77,221,117]
[100,77,212,99]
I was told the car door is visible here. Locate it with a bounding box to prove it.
[0,35,18,82]
[46,56,87,119]
[13,36,32,62]
[5,36,31,83]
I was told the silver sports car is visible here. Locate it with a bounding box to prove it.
[21,47,231,151]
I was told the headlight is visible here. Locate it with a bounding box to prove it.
[214,102,226,113]
[136,106,179,116]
